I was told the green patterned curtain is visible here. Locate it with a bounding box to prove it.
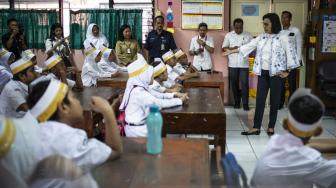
[70,9,142,49]
[0,9,59,49]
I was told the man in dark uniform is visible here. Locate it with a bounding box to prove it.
[2,18,27,60]
[144,11,177,64]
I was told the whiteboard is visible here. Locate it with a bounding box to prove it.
[181,0,224,30]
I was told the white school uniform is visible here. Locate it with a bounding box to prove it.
[83,23,109,49]
[251,133,336,188]
[189,35,214,71]
[163,64,179,87]
[0,49,13,72]
[222,31,253,68]
[0,112,43,185]
[149,80,167,93]
[97,47,118,74]
[37,121,112,172]
[81,49,112,87]
[0,65,12,94]
[120,54,182,137]
[173,63,186,75]
[0,80,28,118]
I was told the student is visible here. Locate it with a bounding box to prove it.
[83,23,109,49]
[0,112,44,187]
[29,155,98,188]
[174,48,198,73]
[21,49,43,74]
[150,60,182,93]
[0,58,38,118]
[119,54,188,137]
[251,88,336,188]
[0,65,12,94]
[98,47,119,74]
[0,48,15,72]
[27,79,123,171]
[222,18,253,110]
[81,47,117,87]
[189,22,214,72]
[115,24,141,67]
[33,54,83,90]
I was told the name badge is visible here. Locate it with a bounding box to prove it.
[127,48,131,54]
[161,43,165,51]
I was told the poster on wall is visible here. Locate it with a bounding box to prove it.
[181,0,224,30]
[241,4,259,16]
[321,14,336,53]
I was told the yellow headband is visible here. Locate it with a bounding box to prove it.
[287,121,317,138]
[85,47,96,56]
[30,79,69,122]
[128,63,149,78]
[0,118,16,159]
[153,63,166,78]
[10,59,34,75]
[45,55,63,70]
[174,50,185,59]
[163,54,174,62]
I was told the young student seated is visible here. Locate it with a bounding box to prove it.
[0,48,15,72]
[27,79,123,171]
[251,88,336,188]
[21,49,43,74]
[0,65,12,94]
[31,54,83,90]
[119,54,188,137]
[97,47,119,74]
[0,58,38,117]
[29,155,98,188]
[174,48,198,73]
[81,47,117,87]
[150,60,185,93]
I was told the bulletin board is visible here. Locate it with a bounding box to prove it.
[181,0,224,30]
[321,14,336,53]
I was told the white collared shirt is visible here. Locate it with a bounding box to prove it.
[251,133,336,188]
[166,64,179,81]
[0,80,28,118]
[222,31,252,68]
[0,65,12,94]
[189,35,214,71]
[285,26,303,61]
[173,63,186,75]
[149,80,167,93]
[38,121,112,172]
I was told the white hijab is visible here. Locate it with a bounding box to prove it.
[0,49,13,72]
[83,23,109,49]
[82,49,102,74]
[120,54,154,110]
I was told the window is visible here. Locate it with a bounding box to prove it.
[113,0,153,44]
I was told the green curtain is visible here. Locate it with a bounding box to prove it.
[0,9,59,49]
[70,9,142,49]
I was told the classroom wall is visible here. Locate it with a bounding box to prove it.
[156,0,231,103]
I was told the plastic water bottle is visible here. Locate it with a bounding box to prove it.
[146,105,163,155]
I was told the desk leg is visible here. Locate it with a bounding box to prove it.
[220,84,225,102]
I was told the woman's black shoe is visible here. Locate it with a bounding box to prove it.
[241,130,260,135]
[267,130,275,136]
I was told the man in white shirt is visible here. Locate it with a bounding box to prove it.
[222,18,253,110]
[251,88,336,188]
[189,22,214,72]
[279,11,303,109]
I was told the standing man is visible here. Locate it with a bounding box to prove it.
[222,18,253,110]
[144,11,177,64]
[2,18,27,60]
[189,22,214,72]
[279,10,303,109]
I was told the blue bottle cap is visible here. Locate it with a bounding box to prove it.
[149,104,160,112]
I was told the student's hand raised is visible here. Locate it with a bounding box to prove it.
[90,96,113,115]
[179,94,189,104]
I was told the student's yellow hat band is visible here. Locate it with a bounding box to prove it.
[129,63,149,78]
[154,63,166,78]
[46,56,63,70]
[100,47,109,54]
[287,112,321,138]
[0,50,8,57]
[11,60,33,75]
[174,50,185,59]
[30,79,69,122]
[0,118,16,159]
[163,54,174,62]
[85,48,96,56]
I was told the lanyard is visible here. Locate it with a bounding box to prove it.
[198,35,207,49]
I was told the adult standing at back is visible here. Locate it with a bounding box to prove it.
[83,23,109,49]
[279,10,303,109]
[2,18,27,60]
[222,18,253,110]
[144,11,177,64]
[189,22,214,72]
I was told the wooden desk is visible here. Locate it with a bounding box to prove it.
[183,72,225,101]
[162,88,226,155]
[73,87,121,137]
[93,138,210,188]
[96,72,225,101]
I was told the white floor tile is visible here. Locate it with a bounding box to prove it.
[227,143,254,153]
[226,137,250,145]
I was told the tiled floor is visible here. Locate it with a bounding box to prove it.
[225,106,336,180]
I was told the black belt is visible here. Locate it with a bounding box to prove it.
[126,122,145,126]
